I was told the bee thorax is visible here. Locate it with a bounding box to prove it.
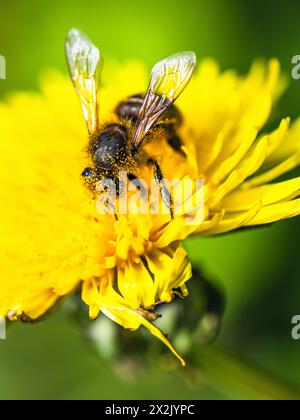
[90,124,129,171]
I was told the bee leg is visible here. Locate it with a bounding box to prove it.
[156,123,186,157]
[104,198,118,221]
[101,177,119,221]
[128,173,148,200]
[149,159,174,219]
[82,167,100,192]
[82,168,119,220]
[164,125,186,157]
[167,133,186,157]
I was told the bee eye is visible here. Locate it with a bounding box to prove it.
[82,167,96,178]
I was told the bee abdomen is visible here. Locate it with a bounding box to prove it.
[115,94,144,124]
[115,95,185,154]
[115,94,183,128]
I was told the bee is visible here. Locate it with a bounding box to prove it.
[66,29,196,218]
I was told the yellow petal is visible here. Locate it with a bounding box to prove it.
[243,149,300,188]
[117,260,155,309]
[209,135,271,207]
[140,317,186,367]
[146,244,192,302]
[245,198,300,225]
[210,126,258,185]
[223,177,300,212]
[205,202,261,235]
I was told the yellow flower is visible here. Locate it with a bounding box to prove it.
[0,57,300,366]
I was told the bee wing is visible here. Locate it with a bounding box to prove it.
[66,28,103,135]
[132,51,196,149]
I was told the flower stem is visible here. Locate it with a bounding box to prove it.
[193,346,300,400]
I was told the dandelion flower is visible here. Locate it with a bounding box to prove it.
[1,48,300,366]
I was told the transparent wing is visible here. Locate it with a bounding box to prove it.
[66,28,103,135]
[132,51,196,148]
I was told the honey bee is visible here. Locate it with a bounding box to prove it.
[66,29,196,218]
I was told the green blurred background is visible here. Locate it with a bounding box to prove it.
[1,0,300,400]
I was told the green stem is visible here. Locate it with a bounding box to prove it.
[193,346,300,400]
